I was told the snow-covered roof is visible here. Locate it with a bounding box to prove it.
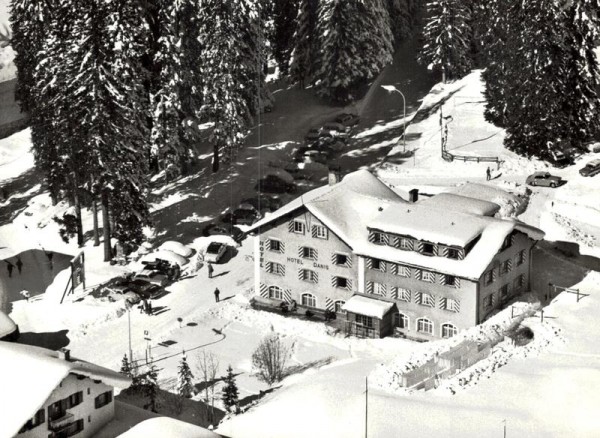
[247,169,405,246]
[369,203,487,247]
[117,418,220,438]
[0,342,131,438]
[419,193,500,217]
[342,295,394,319]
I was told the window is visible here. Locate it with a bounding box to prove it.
[334,253,349,266]
[395,287,411,302]
[395,313,409,329]
[483,294,494,310]
[500,284,509,302]
[417,318,433,335]
[370,258,386,272]
[444,275,456,286]
[333,276,351,290]
[60,419,84,437]
[395,265,411,278]
[373,282,386,296]
[300,269,318,283]
[68,391,83,408]
[418,292,435,307]
[292,220,305,234]
[356,314,373,328]
[95,391,113,409]
[266,261,285,276]
[268,286,283,300]
[484,269,494,286]
[447,248,460,259]
[443,297,460,312]
[514,274,525,291]
[501,233,513,251]
[268,239,282,253]
[500,259,511,275]
[397,237,412,250]
[301,293,316,308]
[300,246,317,260]
[422,243,435,256]
[441,323,458,338]
[18,409,45,433]
[516,249,526,266]
[372,232,387,245]
[422,270,436,283]
[334,300,346,313]
[312,225,328,239]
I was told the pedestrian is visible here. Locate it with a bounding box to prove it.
[208,263,214,279]
[45,251,54,270]
[16,257,23,275]
[143,298,149,314]
[147,299,153,315]
[486,166,491,181]
[214,288,220,303]
[6,261,13,278]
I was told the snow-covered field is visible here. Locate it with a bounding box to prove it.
[1,62,599,437]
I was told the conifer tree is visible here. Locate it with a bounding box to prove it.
[386,0,419,45]
[313,0,394,103]
[289,0,319,87]
[120,354,132,377]
[419,0,473,82]
[222,365,239,413]
[177,353,195,398]
[271,0,299,76]
[143,364,160,413]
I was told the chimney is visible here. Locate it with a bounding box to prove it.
[328,165,342,186]
[58,348,71,361]
[409,188,419,203]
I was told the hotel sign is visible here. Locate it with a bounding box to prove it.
[287,257,329,270]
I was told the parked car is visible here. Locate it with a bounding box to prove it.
[322,122,351,137]
[241,194,282,212]
[335,113,360,127]
[585,141,600,153]
[548,150,574,168]
[299,149,329,165]
[202,223,244,242]
[526,171,563,188]
[109,290,141,305]
[221,207,261,226]
[579,159,600,177]
[127,279,164,299]
[305,128,321,142]
[255,175,296,193]
[134,268,170,286]
[205,242,227,263]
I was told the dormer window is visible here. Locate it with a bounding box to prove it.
[447,248,459,259]
[422,243,434,256]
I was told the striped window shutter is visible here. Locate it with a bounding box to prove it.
[366,281,374,294]
[437,274,446,285]
[288,221,294,232]
[439,297,447,310]
[279,241,285,253]
[283,289,292,302]
[432,245,439,256]
[390,263,398,275]
[280,265,286,276]
[298,247,304,258]
[381,261,387,273]
[440,246,449,257]
[458,249,465,260]
[368,231,376,243]
[312,226,318,238]
[416,291,422,304]
[347,279,353,290]
[390,287,398,299]
[331,253,336,264]
[313,248,318,260]
[325,297,334,311]
[454,277,461,289]
[265,239,271,251]
[406,239,415,251]
[522,250,527,265]
[506,259,512,272]
[416,241,424,253]
[313,271,319,283]
[382,233,389,245]
[393,236,401,248]
[414,268,422,281]
[510,233,516,246]
[259,283,268,298]
[346,257,352,268]
[492,267,498,282]
[298,269,304,281]
[366,258,373,269]
[330,276,337,288]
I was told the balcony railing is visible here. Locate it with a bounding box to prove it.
[48,412,74,431]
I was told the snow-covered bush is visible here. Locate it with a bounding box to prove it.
[251,334,292,386]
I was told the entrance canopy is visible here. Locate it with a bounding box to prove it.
[342,295,394,319]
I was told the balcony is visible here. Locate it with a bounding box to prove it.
[48,412,74,431]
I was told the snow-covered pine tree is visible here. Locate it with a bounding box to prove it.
[143,364,160,412]
[151,0,183,176]
[289,0,318,87]
[222,365,239,413]
[177,353,195,398]
[419,0,473,83]
[313,0,394,103]
[271,0,299,76]
[120,354,132,376]
[386,0,419,45]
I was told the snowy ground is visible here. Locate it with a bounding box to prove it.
[0,37,599,437]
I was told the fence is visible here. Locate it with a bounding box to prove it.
[442,149,502,168]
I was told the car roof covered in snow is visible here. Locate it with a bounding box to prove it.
[342,295,394,319]
[419,192,500,217]
[0,341,131,438]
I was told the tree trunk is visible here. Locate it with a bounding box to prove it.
[101,191,112,262]
[72,176,84,247]
[212,144,219,173]
[92,197,100,246]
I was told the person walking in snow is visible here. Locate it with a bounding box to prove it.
[16,257,23,274]
[214,288,220,303]
[208,263,214,279]
[486,167,491,181]
[6,261,13,278]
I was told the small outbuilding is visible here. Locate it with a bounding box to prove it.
[342,295,396,338]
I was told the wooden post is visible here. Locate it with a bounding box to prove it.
[576,289,580,303]
[540,309,544,323]
[365,376,368,438]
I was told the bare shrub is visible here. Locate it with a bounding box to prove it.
[251,334,292,386]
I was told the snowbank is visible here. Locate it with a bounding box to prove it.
[158,241,193,258]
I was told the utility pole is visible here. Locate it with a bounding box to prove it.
[365,376,368,438]
[503,419,507,438]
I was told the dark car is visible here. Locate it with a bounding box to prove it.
[202,223,244,242]
[305,128,321,142]
[221,208,261,226]
[241,194,282,212]
[526,171,563,187]
[335,113,360,127]
[579,159,600,177]
[255,175,296,193]
[548,150,574,168]
[109,277,163,299]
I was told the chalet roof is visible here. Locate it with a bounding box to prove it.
[0,341,131,438]
[342,295,394,319]
[419,192,500,217]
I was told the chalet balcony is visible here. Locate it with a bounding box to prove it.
[48,411,74,431]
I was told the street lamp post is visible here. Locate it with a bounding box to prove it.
[381,85,406,152]
[126,303,133,364]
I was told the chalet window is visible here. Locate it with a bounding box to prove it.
[268,239,282,253]
[334,253,349,266]
[300,246,317,260]
[483,294,494,310]
[370,258,386,272]
[501,233,513,251]
[397,237,412,250]
[516,249,526,266]
[500,284,509,302]
[63,419,84,437]
[500,259,511,275]
[333,276,351,290]
[68,391,83,408]
[395,265,411,278]
[395,313,409,329]
[373,282,386,296]
[18,409,45,433]
[444,275,456,286]
[300,269,318,283]
[394,287,411,302]
[372,232,387,245]
[301,293,316,308]
[417,318,433,335]
[95,391,113,409]
[356,314,373,328]
[268,286,283,300]
[421,243,435,256]
[48,399,67,422]
[312,225,328,239]
[447,248,460,259]
[422,270,436,283]
[418,292,435,307]
[334,300,346,313]
[266,262,285,276]
[292,220,305,234]
[443,297,460,312]
[441,323,458,338]
[484,270,494,286]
